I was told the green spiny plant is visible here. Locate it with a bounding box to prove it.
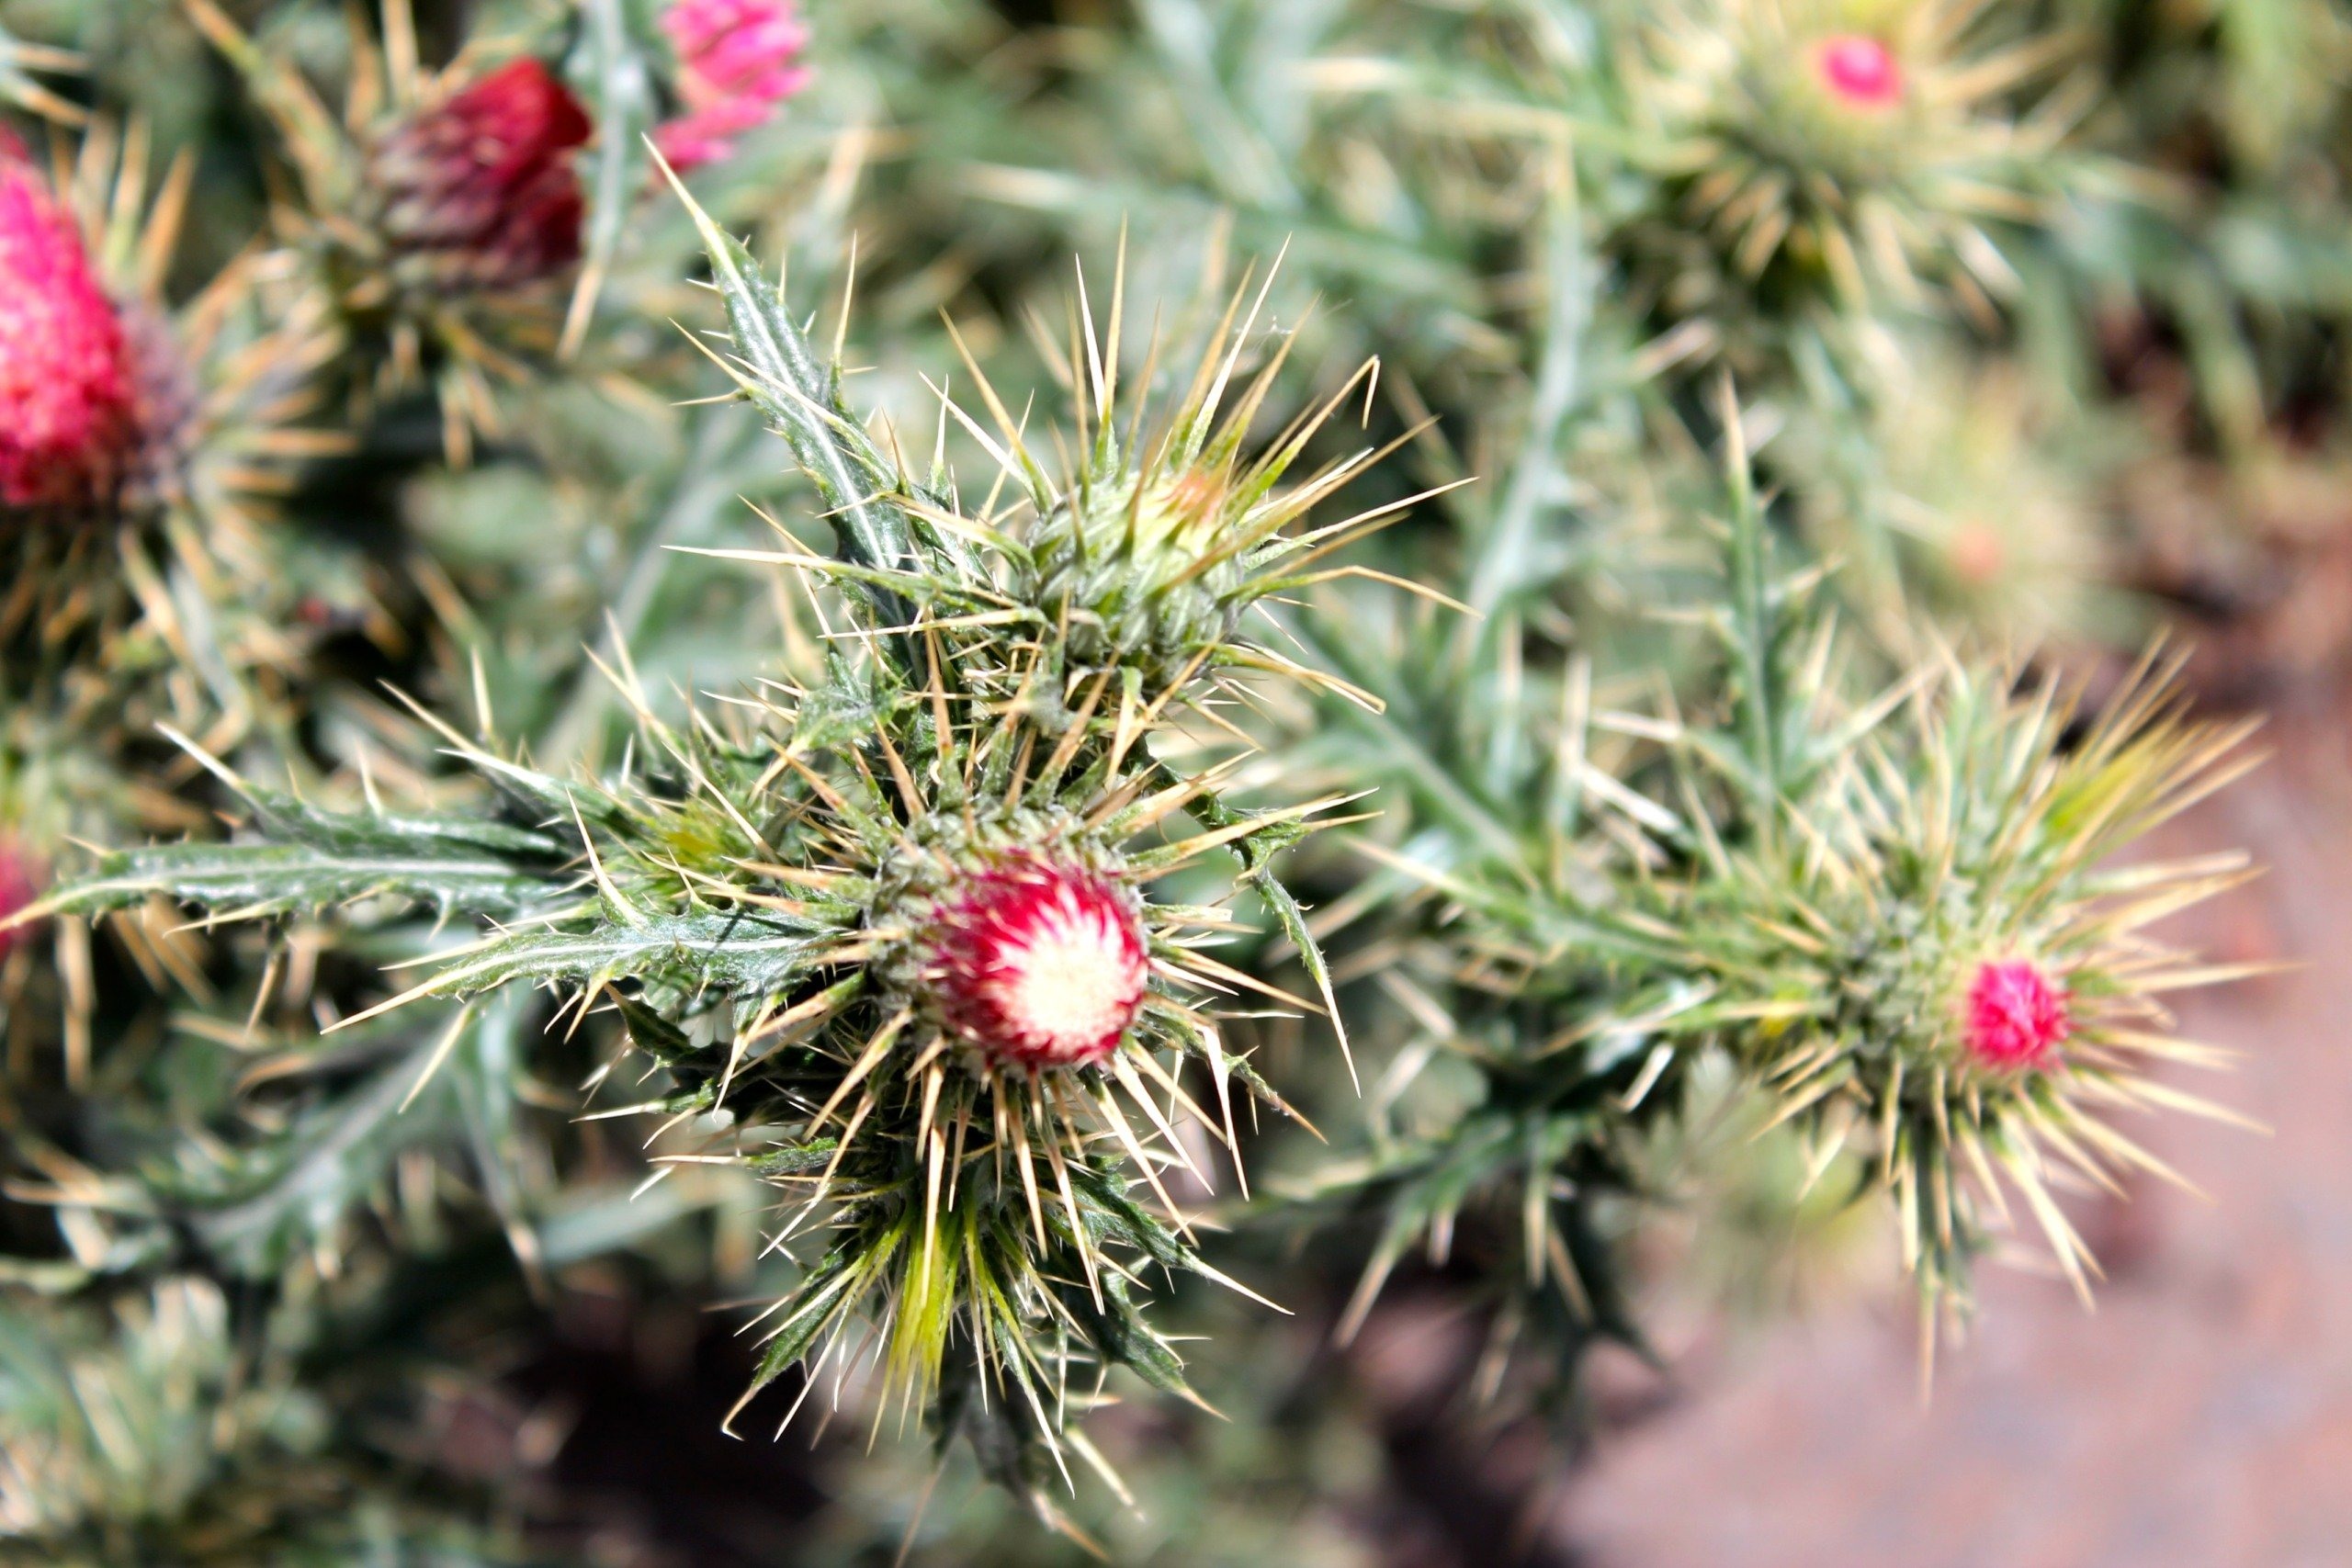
[27,180,1420,1531]
[1291,389,2259,1404]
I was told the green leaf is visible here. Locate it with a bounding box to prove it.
[48,839,555,925]
[389,910,834,1009]
[43,784,566,924]
[661,172,921,622]
[561,0,660,355]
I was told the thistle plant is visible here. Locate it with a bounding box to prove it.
[184,0,596,460]
[1619,0,2086,344]
[29,183,1411,1529]
[1295,397,2261,1404]
[1668,638,2261,1342]
[0,0,2309,1555]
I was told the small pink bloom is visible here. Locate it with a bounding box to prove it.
[654,0,811,174]
[0,149,138,512]
[1964,958,2071,1070]
[368,58,593,290]
[925,857,1149,1070]
[1815,34,1905,109]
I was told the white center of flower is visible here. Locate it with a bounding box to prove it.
[984,882,1145,1059]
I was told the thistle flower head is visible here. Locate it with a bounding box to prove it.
[1630,0,2067,321]
[365,58,591,292]
[654,0,811,174]
[1962,956,2070,1070]
[910,255,1419,700]
[915,853,1149,1069]
[180,2,594,460]
[1689,655,2261,1320]
[1785,358,2105,649]
[0,118,345,687]
[0,146,137,513]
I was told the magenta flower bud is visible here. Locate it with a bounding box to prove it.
[654,0,811,174]
[1815,33,1905,108]
[367,59,593,292]
[922,857,1149,1070]
[1963,957,2070,1070]
[0,149,139,513]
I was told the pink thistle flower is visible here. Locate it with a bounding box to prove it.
[0,147,138,512]
[1963,958,2071,1070]
[654,0,811,175]
[368,58,593,291]
[925,857,1149,1070]
[1815,34,1905,109]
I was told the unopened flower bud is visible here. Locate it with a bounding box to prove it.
[1963,957,2070,1070]
[920,856,1148,1070]
[366,59,592,293]
[0,150,138,513]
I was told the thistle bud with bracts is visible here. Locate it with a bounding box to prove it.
[0,124,339,861]
[1777,353,2111,652]
[184,0,593,461]
[662,174,1454,721]
[981,264,1451,702]
[1672,649,2265,1355]
[1621,0,2088,362]
[362,59,591,295]
[29,593,1363,1533]
[1290,396,2263,1406]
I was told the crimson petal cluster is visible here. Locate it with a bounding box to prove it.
[368,59,593,291]
[654,0,811,174]
[922,857,1150,1070]
[0,148,138,512]
[1962,956,2072,1070]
